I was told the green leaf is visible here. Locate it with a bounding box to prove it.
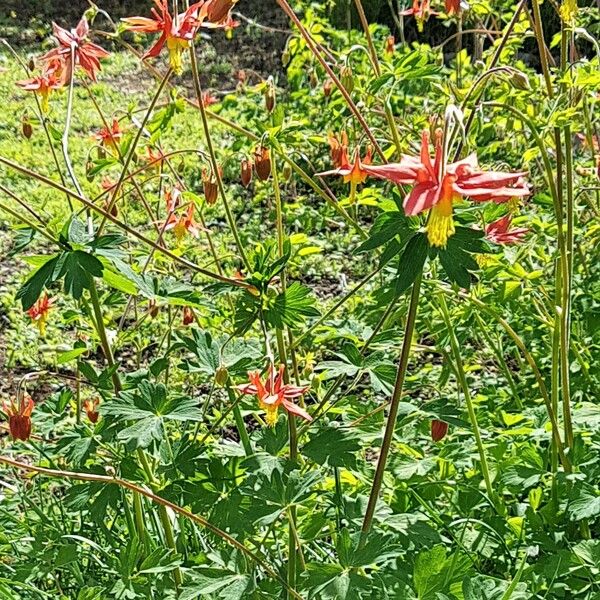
[568,484,600,521]
[355,211,407,254]
[16,254,59,310]
[265,281,319,329]
[394,232,428,296]
[57,347,88,365]
[57,251,104,300]
[302,424,361,469]
[414,545,446,597]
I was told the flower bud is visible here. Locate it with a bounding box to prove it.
[323,78,333,97]
[309,69,318,89]
[202,167,220,205]
[431,419,449,442]
[241,158,253,187]
[149,299,159,319]
[22,116,33,140]
[254,146,271,181]
[206,0,238,24]
[384,35,395,57]
[281,162,292,183]
[182,306,195,326]
[28,58,36,72]
[84,398,100,424]
[215,365,229,386]
[340,65,354,94]
[264,76,276,113]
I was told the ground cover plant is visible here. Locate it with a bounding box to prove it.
[0,0,599,597]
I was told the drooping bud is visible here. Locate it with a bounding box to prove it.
[264,76,276,113]
[22,115,33,139]
[241,158,253,187]
[431,419,449,442]
[4,394,34,441]
[182,306,195,326]
[206,0,238,24]
[28,58,36,72]
[149,299,159,319]
[323,78,333,98]
[202,168,219,205]
[254,146,271,181]
[384,35,395,57]
[309,69,318,89]
[215,365,229,386]
[84,398,100,424]
[281,162,292,183]
[340,65,354,94]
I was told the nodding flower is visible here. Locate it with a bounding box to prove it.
[485,214,529,245]
[165,202,203,242]
[445,0,463,15]
[16,59,64,113]
[318,145,373,186]
[431,419,449,442]
[94,119,123,152]
[3,394,34,441]
[26,292,54,336]
[400,0,437,32]
[237,363,311,427]
[327,131,349,169]
[360,129,529,248]
[182,306,195,325]
[41,17,109,82]
[122,1,205,75]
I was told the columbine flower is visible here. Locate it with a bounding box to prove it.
[165,185,183,214]
[16,60,63,113]
[238,364,311,426]
[202,90,218,107]
[327,131,349,169]
[94,119,123,152]
[401,0,437,32]
[122,1,207,75]
[319,145,373,186]
[26,292,53,336]
[485,215,529,245]
[3,394,34,441]
[223,14,240,38]
[84,398,100,424]
[445,0,463,15]
[145,146,168,171]
[165,202,202,241]
[41,17,109,82]
[364,129,529,247]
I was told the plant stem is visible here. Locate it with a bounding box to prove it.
[437,292,494,500]
[227,384,253,456]
[188,44,251,272]
[360,274,422,544]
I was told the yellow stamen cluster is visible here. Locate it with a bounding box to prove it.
[560,0,578,23]
[167,37,190,75]
[426,195,455,248]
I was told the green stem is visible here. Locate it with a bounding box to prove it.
[437,293,494,500]
[227,384,253,457]
[360,274,422,544]
[188,44,251,272]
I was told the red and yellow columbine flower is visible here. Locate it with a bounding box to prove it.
[445,0,463,15]
[401,0,437,32]
[84,398,100,424]
[16,60,63,113]
[41,17,109,82]
[327,131,349,169]
[26,293,53,336]
[223,14,240,38]
[238,364,311,427]
[485,214,529,245]
[164,185,183,214]
[201,90,218,107]
[3,394,34,441]
[165,202,202,241]
[122,1,208,75]
[319,145,373,186]
[364,129,529,247]
[94,119,123,153]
